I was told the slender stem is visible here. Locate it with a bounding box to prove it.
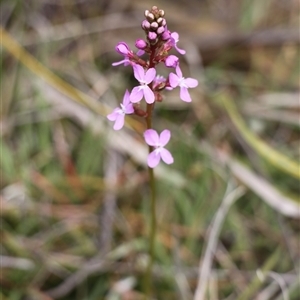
[144,103,157,299]
[144,43,157,299]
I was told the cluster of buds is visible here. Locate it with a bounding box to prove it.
[107,6,198,168]
[142,6,166,43]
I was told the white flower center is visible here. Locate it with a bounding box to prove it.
[154,144,163,154]
[118,104,126,115]
[178,77,187,88]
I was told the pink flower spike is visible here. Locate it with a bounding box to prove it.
[170,32,186,55]
[107,90,134,130]
[130,65,156,104]
[144,129,174,168]
[169,65,198,102]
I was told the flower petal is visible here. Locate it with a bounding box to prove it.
[147,151,161,168]
[107,109,119,121]
[137,49,145,56]
[122,90,131,106]
[180,87,192,102]
[171,32,179,42]
[113,115,125,130]
[159,130,171,146]
[175,65,183,78]
[125,103,134,114]
[112,59,126,66]
[115,42,130,55]
[169,73,179,88]
[130,86,143,103]
[144,129,159,146]
[143,86,155,104]
[160,148,174,165]
[175,45,186,55]
[133,64,145,81]
[144,68,156,84]
[185,78,198,88]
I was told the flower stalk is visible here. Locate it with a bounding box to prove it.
[107,5,198,297]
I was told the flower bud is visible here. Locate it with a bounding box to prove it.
[144,10,150,17]
[150,22,158,30]
[165,55,179,68]
[146,13,155,21]
[159,9,165,17]
[162,29,171,40]
[148,31,157,40]
[141,20,150,30]
[157,26,165,35]
[135,39,147,49]
[157,17,163,24]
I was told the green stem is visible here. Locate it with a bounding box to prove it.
[144,103,156,299]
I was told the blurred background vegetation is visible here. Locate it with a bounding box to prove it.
[1,0,299,299]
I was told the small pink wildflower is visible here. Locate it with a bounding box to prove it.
[169,65,198,102]
[112,42,135,67]
[144,129,174,168]
[130,65,156,104]
[165,55,179,68]
[107,90,134,130]
[170,32,186,55]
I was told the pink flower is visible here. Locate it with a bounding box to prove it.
[170,32,186,55]
[112,42,134,67]
[107,90,134,130]
[130,65,156,104]
[169,65,198,102]
[144,129,174,168]
[165,55,179,68]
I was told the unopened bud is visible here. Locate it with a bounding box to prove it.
[162,29,171,40]
[144,10,150,17]
[150,22,158,30]
[159,9,165,17]
[148,31,157,40]
[141,20,150,30]
[157,26,165,35]
[147,13,155,21]
[135,39,147,49]
[157,17,163,24]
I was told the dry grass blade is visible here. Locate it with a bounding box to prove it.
[219,93,300,179]
[227,158,300,218]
